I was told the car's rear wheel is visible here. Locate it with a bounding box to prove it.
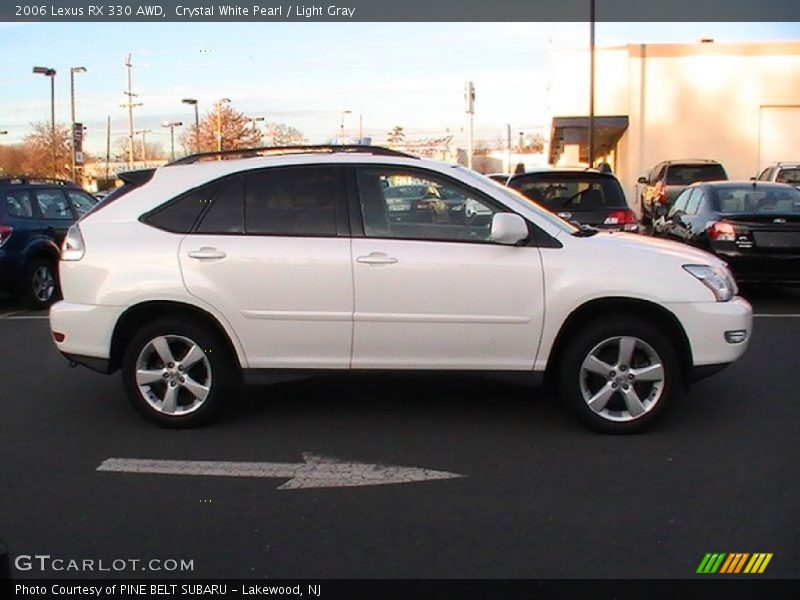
[122,318,237,427]
[23,257,59,309]
[557,317,683,433]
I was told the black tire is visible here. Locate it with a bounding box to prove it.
[22,257,59,310]
[556,316,683,434]
[121,317,238,428]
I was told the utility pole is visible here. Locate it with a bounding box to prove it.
[464,81,475,170]
[122,55,142,169]
[105,116,111,180]
[506,123,512,173]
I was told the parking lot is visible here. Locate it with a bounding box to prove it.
[0,287,798,580]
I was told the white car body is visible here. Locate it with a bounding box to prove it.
[50,150,752,431]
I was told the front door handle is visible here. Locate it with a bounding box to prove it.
[187,247,227,260]
[356,252,399,265]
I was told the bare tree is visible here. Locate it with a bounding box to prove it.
[22,121,72,178]
[387,126,405,144]
[264,122,307,146]
[180,104,263,153]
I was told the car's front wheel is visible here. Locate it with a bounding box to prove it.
[557,316,683,433]
[122,318,237,427]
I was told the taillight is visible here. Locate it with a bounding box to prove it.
[0,225,12,247]
[656,182,667,204]
[604,209,639,232]
[61,224,85,261]
[53,332,65,343]
[707,220,736,242]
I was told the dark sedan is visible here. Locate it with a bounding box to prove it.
[654,181,800,284]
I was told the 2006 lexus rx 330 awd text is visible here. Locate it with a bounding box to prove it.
[49,146,752,433]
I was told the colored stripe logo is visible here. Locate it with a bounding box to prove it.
[697,553,773,574]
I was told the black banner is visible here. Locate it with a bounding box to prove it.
[5,579,800,600]
[1,0,799,22]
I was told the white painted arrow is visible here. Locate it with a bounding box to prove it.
[97,453,464,490]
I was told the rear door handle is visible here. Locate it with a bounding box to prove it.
[356,252,399,265]
[187,247,227,260]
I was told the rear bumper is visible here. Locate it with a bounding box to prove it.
[49,301,124,368]
[663,297,753,367]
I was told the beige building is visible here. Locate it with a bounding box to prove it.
[547,40,800,212]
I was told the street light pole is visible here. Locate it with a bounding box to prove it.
[181,98,200,153]
[339,110,351,144]
[70,66,87,182]
[216,98,231,153]
[162,121,183,161]
[33,66,57,177]
[134,129,152,167]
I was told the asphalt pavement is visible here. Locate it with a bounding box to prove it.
[0,288,798,580]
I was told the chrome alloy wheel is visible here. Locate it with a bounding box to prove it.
[135,335,212,416]
[579,336,666,422]
[31,265,55,303]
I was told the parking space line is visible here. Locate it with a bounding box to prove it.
[0,310,27,319]
[0,314,49,320]
[753,314,800,318]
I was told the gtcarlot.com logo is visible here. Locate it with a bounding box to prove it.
[696,552,773,574]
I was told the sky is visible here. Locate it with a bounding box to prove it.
[0,21,799,155]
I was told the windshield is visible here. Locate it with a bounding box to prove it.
[714,185,800,215]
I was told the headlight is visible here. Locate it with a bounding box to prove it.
[683,264,737,302]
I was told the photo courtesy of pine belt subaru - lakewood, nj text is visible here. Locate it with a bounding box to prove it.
[49,146,753,433]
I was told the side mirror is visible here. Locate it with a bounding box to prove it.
[637,176,648,184]
[491,213,529,245]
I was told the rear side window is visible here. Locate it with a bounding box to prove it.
[244,167,341,236]
[145,181,218,233]
[5,190,35,218]
[66,190,97,217]
[665,164,726,185]
[35,189,73,220]
[509,175,627,212]
[196,176,244,234]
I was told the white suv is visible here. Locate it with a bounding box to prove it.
[50,146,752,433]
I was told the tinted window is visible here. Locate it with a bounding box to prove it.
[244,167,340,236]
[146,181,218,233]
[776,167,800,184]
[66,190,97,217]
[196,176,243,234]
[357,167,500,243]
[35,189,72,220]
[5,190,35,218]
[665,164,726,185]
[714,186,800,214]
[509,175,626,211]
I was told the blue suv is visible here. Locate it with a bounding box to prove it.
[0,178,97,308]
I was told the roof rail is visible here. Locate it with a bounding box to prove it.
[0,176,75,186]
[167,144,418,166]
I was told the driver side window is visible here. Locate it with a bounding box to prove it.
[356,168,500,243]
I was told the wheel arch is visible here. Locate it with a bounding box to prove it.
[109,300,244,374]
[545,297,693,386]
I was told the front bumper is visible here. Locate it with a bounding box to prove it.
[663,296,753,367]
[49,301,125,369]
